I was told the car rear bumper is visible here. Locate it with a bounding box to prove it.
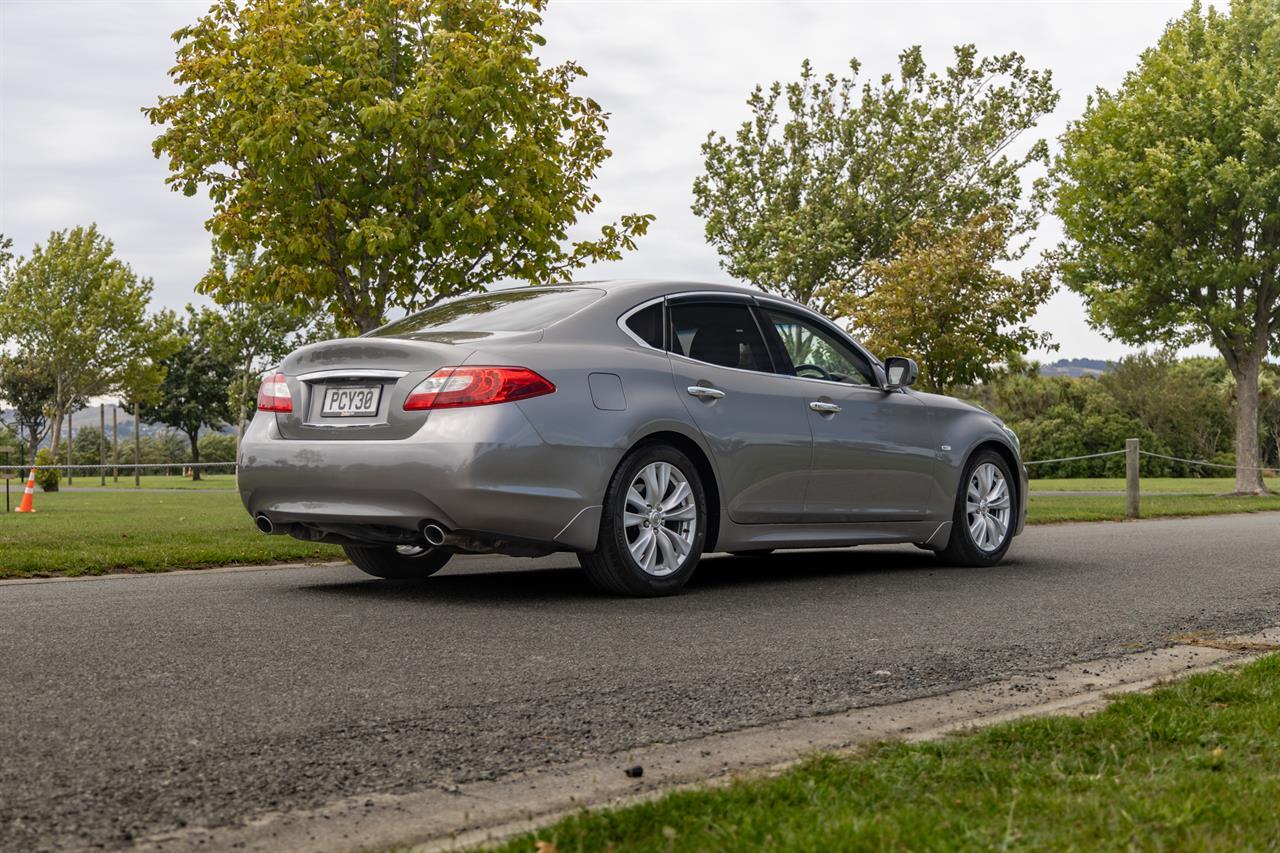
[237,405,610,552]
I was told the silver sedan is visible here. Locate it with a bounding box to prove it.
[239,280,1026,595]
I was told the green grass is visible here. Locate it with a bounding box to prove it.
[0,490,337,578]
[0,473,237,490]
[496,654,1280,852]
[3,479,1280,578]
[1029,492,1280,523]
[1030,475,1280,494]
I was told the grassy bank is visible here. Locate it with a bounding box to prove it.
[0,473,237,490]
[498,654,1280,851]
[3,480,1280,578]
[1030,475,1280,493]
[0,490,336,578]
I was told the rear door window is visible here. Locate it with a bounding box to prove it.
[370,287,603,337]
[668,301,773,373]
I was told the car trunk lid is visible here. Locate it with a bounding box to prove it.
[274,337,478,441]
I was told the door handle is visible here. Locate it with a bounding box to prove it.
[809,401,842,414]
[687,386,726,399]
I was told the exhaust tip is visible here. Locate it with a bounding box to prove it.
[254,514,274,535]
[422,522,447,547]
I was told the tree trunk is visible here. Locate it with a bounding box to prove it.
[1232,357,1268,495]
[44,410,62,492]
[189,429,201,481]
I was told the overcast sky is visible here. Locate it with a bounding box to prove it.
[1,0,1194,359]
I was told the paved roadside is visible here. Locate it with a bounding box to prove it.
[2,513,1279,850]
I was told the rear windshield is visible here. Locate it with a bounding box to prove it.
[369,287,603,337]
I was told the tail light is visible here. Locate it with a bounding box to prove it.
[256,373,293,413]
[403,366,555,411]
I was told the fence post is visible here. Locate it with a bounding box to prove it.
[67,411,73,485]
[99,403,106,487]
[1126,438,1140,519]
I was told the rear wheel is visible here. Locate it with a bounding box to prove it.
[580,444,707,596]
[343,544,452,580]
[937,450,1015,567]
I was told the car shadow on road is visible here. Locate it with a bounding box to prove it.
[301,547,1022,605]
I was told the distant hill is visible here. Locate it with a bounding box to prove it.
[1039,358,1111,378]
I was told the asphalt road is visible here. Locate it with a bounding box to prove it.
[3,513,1279,851]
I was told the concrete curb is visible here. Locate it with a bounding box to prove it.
[134,629,1280,853]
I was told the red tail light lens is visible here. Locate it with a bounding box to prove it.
[256,373,293,413]
[403,366,555,411]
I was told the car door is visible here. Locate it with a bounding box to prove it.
[755,301,937,522]
[666,294,815,524]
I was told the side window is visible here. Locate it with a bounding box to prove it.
[669,301,772,373]
[761,308,875,386]
[624,302,664,349]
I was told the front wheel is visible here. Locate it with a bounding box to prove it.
[936,450,1015,567]
[343,544,452,580]
[580,444,708,596]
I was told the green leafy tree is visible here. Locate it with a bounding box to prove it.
[138,307,238,481]
[1054,0,1280,494]
[829,210,1055,392]
[0,233,12,270]
[146,0,652,334]
[0,355,57,465]
[197,432,237,464]
[693,46,1059,312]
[1101,353,1233,467]
[205,250,338,436]
[0,226,172,463]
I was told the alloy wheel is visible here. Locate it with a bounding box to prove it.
[623,461,698,577]
[965,462,1012,552]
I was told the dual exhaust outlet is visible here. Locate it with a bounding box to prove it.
[254,513,453,548]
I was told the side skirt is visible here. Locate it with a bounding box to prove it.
[713,517,953,552]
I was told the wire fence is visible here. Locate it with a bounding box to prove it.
[0,461,238,481]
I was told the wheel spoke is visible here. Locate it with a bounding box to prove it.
[655,526,678,568]
[665,503,697,521]
[623,511,648,528]
[969,515,986,546]
[661,481,690,511]
[626,487,648,511]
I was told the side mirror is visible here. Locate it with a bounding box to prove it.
[884,356,918,390]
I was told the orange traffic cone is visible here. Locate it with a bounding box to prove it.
[15,468,37,513]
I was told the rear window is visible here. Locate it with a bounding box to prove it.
[369,287,603,337]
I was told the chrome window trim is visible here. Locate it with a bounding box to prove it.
[295,368,409,382]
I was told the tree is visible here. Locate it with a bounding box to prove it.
[205,250,337,438]
[1100,352,1233,468]
[138,307,237,481]
[692,46,1059,313]
[0,233,12,270]
[828,210,1054,392]
[0,226,172,463]
[146,0,652,334]
[0,355,57,466]
[1054,0,1280,494]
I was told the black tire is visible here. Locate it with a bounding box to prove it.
[579,443,708,596]
[342,544,452,580]
[937,449,1016,567]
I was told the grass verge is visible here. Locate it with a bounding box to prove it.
[0,490,337,578]
[0,473,237,490]
[1030,476,1280,494]
[497,654,1280,852]
[3,482,1280,578]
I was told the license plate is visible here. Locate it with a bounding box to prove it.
[320,384,382,417]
